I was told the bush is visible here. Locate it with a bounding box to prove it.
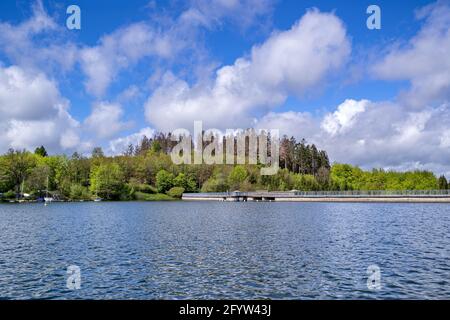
[156,170,174,193]
[174,173,197,192]
[166,187,185,199]
[135,192,174,201]
[120,184,135,201]
[128,181,157,194]
[1,190,16,199]
[228,165,247,190]
[70,184,91,200]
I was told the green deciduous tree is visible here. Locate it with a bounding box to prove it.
[228,165,247,190]
[90,163,125,200]
[173,173,197,192]
[156,170,174,193]
[70,184,91,200]
[0,149,36,195]
[34,146,48,157]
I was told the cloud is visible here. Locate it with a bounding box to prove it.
[181,0,274,30]
[108,127,156,155]
[257,99,450,175]
[372,1,450,108]
[79,0,273,98]
[145,9,351,131]
[321,99,369,135]
[84,102,130,139]
[117,85,141,103]
[0,65,80,153]
[80,22,179,97]
[0,66,64,120]
[256,111,317,137]
[254,1,450,175]
[0,0,77,73]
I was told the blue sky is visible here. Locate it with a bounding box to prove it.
[0,0,449,174]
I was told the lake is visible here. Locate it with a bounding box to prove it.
[0,201,449,299]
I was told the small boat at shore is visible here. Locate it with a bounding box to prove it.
[94,198,103,202]
[44,176,53,205]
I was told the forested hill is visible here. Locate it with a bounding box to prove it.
[0,133,448,201]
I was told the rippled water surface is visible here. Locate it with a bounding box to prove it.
[0,201,449,299]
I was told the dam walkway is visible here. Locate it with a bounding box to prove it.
[182,190,450,203]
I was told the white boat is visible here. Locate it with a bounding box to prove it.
[94,198,103,202]
[44,176,53,204]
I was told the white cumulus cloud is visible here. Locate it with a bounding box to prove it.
[108,127,156,155]
[321,99,369,136]
[84,102,130,139]
[372,1,450,108]
[0,65,80,153]
[145,9,351,131]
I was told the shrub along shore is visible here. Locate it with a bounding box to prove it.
[0,133,448,202]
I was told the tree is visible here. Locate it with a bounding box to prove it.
[279,135,291,169]
[123,144,134,156]
[70,184,91,200]
[228,165,247,190]
[330,164,363,190]
[90,163,125,200]
[156,170,174,193]
[151,140,162,153]
[135,136,152,156]
[92,147,104,158]
[201,177,228,192]
[316,166,330,189]
[67,152,91,187]
[0,149,36,196]
[438,175,448,190]
[34,146,48,157]
[26,165,51,195]
[174,173,197,192]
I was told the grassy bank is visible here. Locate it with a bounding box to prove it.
[134,192,176,201]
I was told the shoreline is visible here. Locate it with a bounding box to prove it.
[3,197,450,204]
[0,198,180,204]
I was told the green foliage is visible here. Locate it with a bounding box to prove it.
[128,179,157,194]
[292,174,320,191]
[134,192,174,201]
[156,170,175,193]
[25,164,50,194]
[34,146,48,157]
[331,164,363,190]
[0,149,37,194]
[330,164,438,191]
[228,165,247,190]
[70,184,91,200]
[167,187,185,198]
[201,173,229,192]
[90,163,125,200]
[1,190,16,199]
[0,133,444,201]
[91,147,104,158]
[173,173,197,192]
[151,140,162,153]
[279,136,330,174]
[438,175,448,190]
